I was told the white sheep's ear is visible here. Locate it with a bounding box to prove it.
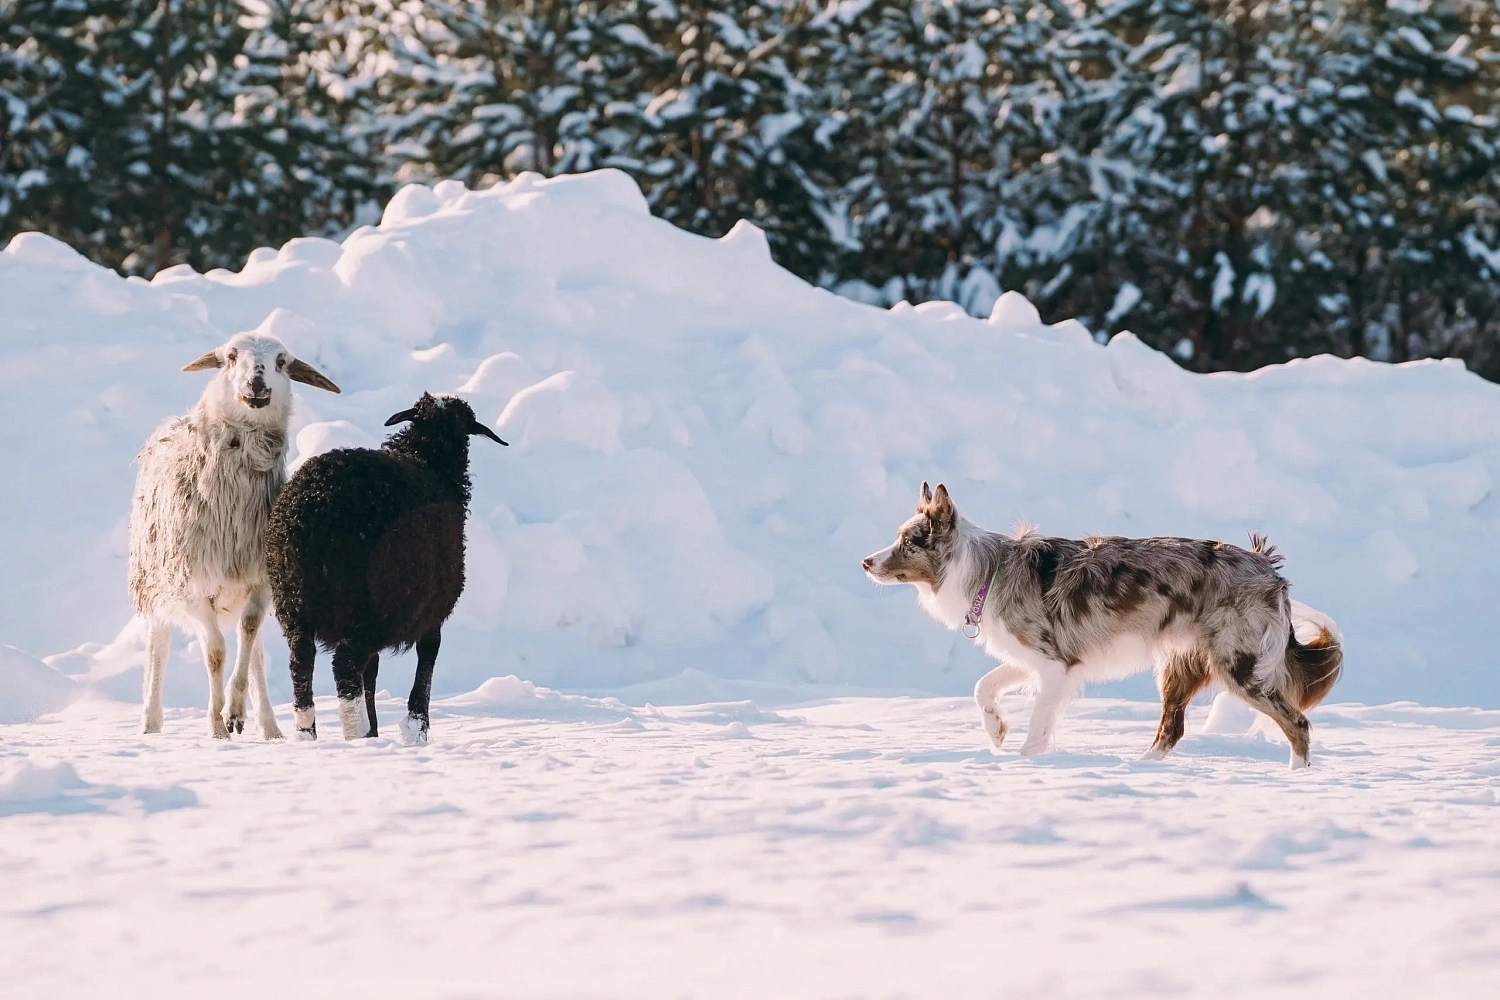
[286,358,340,394]
[181,350,222,372]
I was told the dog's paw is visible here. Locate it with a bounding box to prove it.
[980,709,1008,751]
[1138,746,1168,761]
[1017,737,1053,757]
[1289,752,1310,771]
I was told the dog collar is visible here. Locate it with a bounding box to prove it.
[962,571,997,639]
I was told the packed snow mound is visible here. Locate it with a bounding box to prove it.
[4,168,1500,710]
[0,756,197,815]
[0,646,80,724]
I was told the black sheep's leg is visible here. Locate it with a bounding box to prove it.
[362,652,380,738]
[332,643,373,740]
[400,629,441,746]
[288,629,318,741]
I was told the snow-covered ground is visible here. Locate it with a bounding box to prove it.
[4,691,1499,998]
[5,170,1500,993]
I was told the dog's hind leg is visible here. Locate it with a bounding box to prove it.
[975,663,1030,751]
[1237,685,1312,770]
[1143,649,1210,760]
[1221,651,1313,769]
[1019,660,1077,756]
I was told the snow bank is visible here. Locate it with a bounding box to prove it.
[0,757,196,816]
[0,646,80,724]
[4,168,1500,709]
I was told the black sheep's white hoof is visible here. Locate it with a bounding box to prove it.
[293,706,316,741]
[338,697,370,740]
[398,713,429,746]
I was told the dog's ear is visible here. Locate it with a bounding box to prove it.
[918,480,933,509]
[929,483,955,525]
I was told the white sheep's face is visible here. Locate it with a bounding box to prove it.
[182,332,340,422]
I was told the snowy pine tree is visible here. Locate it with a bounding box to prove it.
[0,0,116,252]
[831,0,1081,315]
[380,1,619,187]
[233,0,389,245]
[601,0,842,278]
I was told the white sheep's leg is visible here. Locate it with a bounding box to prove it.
[140,618,172,735]
[224,595,260,736]
[228,589,283,740]
[974,663,1031,751]
[248,636,283,740]
[1018,661,1078,757]
[186,601,230,740]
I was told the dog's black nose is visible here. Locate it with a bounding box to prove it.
[862,556,875,571]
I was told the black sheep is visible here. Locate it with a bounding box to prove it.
[266,393,507,742]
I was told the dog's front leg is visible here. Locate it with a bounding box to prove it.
[1018,661,1076,756]
[975,663,1031,751]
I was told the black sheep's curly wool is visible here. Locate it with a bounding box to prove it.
[267,393,479,654]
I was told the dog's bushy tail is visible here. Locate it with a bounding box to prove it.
[1286,600,1343,711]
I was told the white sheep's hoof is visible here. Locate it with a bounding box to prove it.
[225,695,247,735]
[398,714,429,746]
[259,718,285,741]
[141,715,163,736]
[295,726,317,742]
[209,715,231,740]
[338,697,369,741]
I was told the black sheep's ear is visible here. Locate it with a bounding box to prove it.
[469,418,509,446]
[384,408,417,427]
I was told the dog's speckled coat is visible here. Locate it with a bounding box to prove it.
[864,483,1342,767]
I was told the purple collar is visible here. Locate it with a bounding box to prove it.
[962,572,996,639]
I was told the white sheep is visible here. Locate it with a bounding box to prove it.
[129,331,340,738]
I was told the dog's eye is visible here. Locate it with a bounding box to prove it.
[908,530,928,548]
